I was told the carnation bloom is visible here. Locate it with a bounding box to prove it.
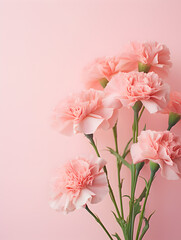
[131,130,181,180]
[50,156,108,213]
[162,91,181,115]
[105,71,170,113]
[52,89,121,135]
[119,41,172,77]
[83,56,122,90]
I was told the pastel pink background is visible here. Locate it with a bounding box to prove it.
[1,0,181,239]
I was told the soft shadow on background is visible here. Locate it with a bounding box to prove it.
[1,0,181,239]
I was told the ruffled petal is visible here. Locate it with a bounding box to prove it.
[74,189,95,209]
[160,164,180,180]
[74,115,104,134]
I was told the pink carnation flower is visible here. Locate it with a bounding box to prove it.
[162,91,181,115]
[83,56,122,90]
[119,41,172,77]
[131,130,181,180]
[52,89,121,135]
[50,156,108,214]
[105,71,170,113]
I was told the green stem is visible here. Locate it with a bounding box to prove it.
[122,138,133,159]
[128,164,136,240]
[85,205,113,240]
[85,134,121,219]
[167,125,172,131]
[136,172,155,240]
[138,107,145,122]
[113,123,124,219]
[128,108,140,239]
[134,111,139,142]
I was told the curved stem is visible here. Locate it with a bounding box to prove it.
[85,205,113,240]
[113,123,124,219]
[128,110,139,239]
[136,172,155,240]
[85,134,121,219]
[138,107,145,122]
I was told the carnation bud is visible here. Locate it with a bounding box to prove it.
[99,78,109,88]
[150,161,160,174]
[138,62,151,73]
[136,162,145,175]
[132,101,142,113]
[168,112,181,130]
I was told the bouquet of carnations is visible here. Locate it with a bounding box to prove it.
[49,41,181,240]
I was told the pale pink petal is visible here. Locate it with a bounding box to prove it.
[102,95,122,109]
[160,164,180,180]
[92,172,107,186]
[130,143,144,164]
[88,184,108,204]
[76,115,104,134]
[93,107,114,120]
[162,91,181,115]
[105,109,119,129]
[131,130,181,180]
[94,157,107,171]
[141,100,161,113]
[74,189,95,209]
[88,173,108,203]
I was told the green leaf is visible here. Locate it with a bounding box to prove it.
[122,195,131,200]
[137,187,146,202]
[139,211,155,240]
[112,212,128,239]
[123,149,130,158]
[108,147,131,169]
[133,200,141,221]
[122,137,133,158]
[113,233,121,240]
[139,176,148,190]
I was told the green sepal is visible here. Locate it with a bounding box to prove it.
[112,233,121,240]
[150,161,160,175]
[168,112,181,130]
[136,162,145,176]
[84,133,93,140]
[138,62,151,73]
[99,78,109,88]
[137,187,146,203]
[132,101,143,113]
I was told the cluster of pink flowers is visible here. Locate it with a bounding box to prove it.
[50,41,181,215]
